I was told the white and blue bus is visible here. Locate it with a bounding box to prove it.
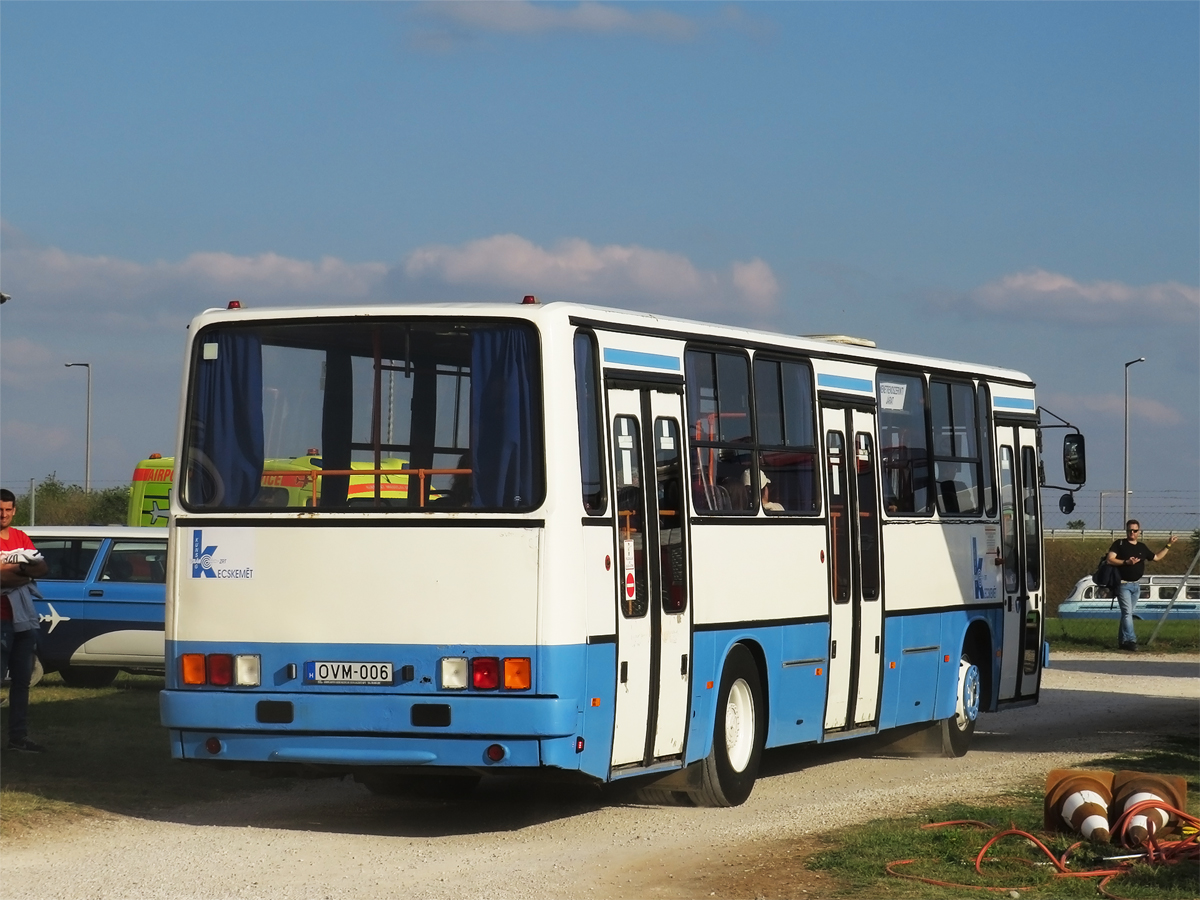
[160,298,1085,805]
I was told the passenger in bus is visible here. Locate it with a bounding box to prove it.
[743,469,783,512]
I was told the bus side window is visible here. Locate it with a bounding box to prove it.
[930,379,982,517]
[877,372,931,515]
[977,383,997,517]
[686,348,754,515]
[998,446,1019,594]
[753,356,820,514]
[573,331,607,515]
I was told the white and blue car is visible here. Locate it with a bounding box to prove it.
[25,526,166,687]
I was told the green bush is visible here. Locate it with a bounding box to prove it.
[10,475,130,526]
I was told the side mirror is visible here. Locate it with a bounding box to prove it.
[1063,434,1086,486]
[1059,493,1075,514]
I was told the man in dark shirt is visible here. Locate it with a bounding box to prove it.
[1106,519,1178,652]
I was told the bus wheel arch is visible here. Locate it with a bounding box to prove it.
[940,623,988,758]
[690,642,766,808]
[962,621,993,711]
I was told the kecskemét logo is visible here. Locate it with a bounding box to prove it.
[192,529,217,578]
[191,528,254,579]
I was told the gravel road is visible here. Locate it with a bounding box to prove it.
[3,651,1196,900]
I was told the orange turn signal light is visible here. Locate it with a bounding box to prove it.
[503,657,531,691]
[182,653,206,685]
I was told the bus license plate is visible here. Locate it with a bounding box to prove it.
[304,661,394,685]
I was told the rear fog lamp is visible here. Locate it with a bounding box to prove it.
[503,657,531,691]
[182,654,206,685]
[472,657,500,690]
[208,653,233,686]
[440,657,468,690]
[235,655,261,687]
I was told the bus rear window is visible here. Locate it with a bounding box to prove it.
[182,320,544,512]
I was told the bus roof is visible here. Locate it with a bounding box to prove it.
[187,299,1035,386]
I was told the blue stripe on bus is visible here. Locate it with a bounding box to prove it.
[993,396,1036,410]
[165,607,1004,780]
[816,373,874,393]
[164,639,618,780]
[602,348,681,371]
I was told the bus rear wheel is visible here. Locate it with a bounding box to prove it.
[690,644,764,807]
[940,652,980,758]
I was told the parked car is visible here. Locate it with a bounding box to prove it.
[1057,574,1200,620]
[24,526,166,687]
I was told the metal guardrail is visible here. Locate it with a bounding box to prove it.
[1044,529,1185,540]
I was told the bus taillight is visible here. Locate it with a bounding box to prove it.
[209,654,234,686]
[471,657,500,690]
[182,654,206,685]
[503,657,531,691]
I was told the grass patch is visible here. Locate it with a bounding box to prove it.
[807,739,1200,898]
[1046,617,1200,653]
[1,672,301,837]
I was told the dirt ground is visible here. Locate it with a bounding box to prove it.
[2,651,1196,900]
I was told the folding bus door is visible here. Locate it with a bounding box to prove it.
[821,403,884,732]
[607,385,692,769]
[995,422,1044,702]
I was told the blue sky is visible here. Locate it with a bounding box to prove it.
[2,2,1197,530]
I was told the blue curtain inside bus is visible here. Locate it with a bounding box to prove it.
[187,332,264,507]
[470,326,541,508]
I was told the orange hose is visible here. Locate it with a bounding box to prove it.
[886,812,1200,895]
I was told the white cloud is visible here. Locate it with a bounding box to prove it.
[403,233,780,317]
[1039,391,1182,426]
[958,269,1199,325]
[0,223,389,335]
[410,1,699,41]
[2,223,778,329]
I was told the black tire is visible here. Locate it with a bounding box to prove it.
[59,666,119,689]
[940,651,980,758]
[355,772,480,800]
[29,654,44,687]
[690,644,764,807]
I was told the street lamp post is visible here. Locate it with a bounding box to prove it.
[1123,357,1145,526]
[65,362,92,492]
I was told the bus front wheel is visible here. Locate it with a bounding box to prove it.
[940,652,980,758]
[691,644,764,807]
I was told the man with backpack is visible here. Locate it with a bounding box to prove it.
[1106,519,1179,652]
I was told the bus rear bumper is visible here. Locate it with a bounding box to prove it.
[161,689,580,768]
[170,729,549,768]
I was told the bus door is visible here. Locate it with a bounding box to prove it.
[607,384,692,768]
[820,403,884,731]
[995,423,1043,702]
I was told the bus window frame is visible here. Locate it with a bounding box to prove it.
[179,316,548,515]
